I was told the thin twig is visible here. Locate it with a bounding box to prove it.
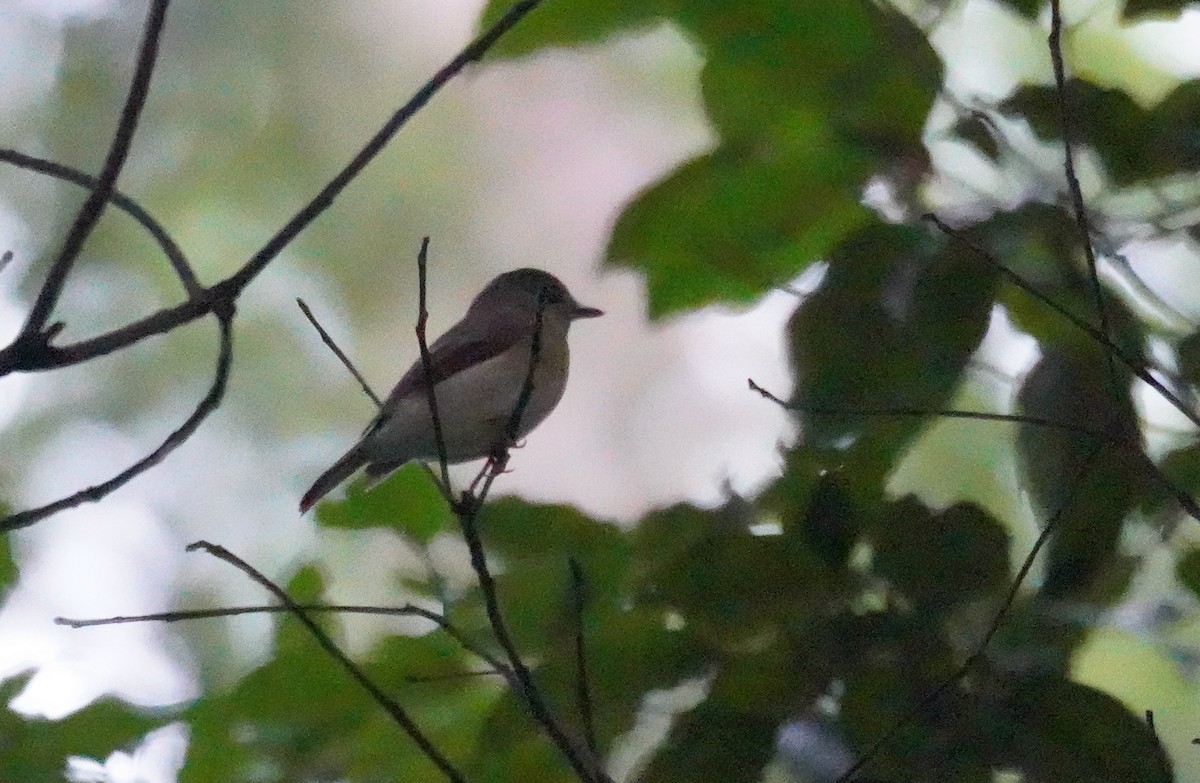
[0,0,548,376]
[1047,0,1120,395]
[747,378,1100,436]
[570,558,600,758]
[0,149,199,295]
[416,237,453,497]
[0,311,235,532]
[297,298,381,407]
[454,299,611,783]
[835,439,1106,782]
[186,541,466,783]
[17,0,170,340]
[749,377,1200,524]
[56,599,513,682]
[924,213,1200,431]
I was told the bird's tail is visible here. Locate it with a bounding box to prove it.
[300,447,366,514]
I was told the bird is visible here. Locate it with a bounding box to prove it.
[300,268,603,513]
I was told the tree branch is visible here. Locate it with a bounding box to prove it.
[0,310,234,532]
[186,540,466,783]
[15,0,170,342]
[0,148,199,296]
[0,0,547,377]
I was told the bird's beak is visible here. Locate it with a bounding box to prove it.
[571,304,604,320]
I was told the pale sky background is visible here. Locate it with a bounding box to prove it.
[2,0,1200,781]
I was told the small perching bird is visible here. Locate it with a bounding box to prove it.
[300,268,603,513]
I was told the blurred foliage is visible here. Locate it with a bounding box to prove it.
[5,0,1200,780]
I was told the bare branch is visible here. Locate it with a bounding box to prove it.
[924,213,1200,431]
[0,0,548,376]
[416,237,453,498]
[452,301,612,783]
[0,311,235,532]
[297,298,382,407]
[570,558,600,758]
[747,377,1101,436]
[17,0,171,341]
[186,540,466,783]
[0,149,199,296]
[56,599,514,684]
[1048,0,1120,394]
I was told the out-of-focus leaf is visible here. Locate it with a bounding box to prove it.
[995,677,1172,782]
[837,617,984,780]
[607,134,872,317]
[1122,0,1192,20]
[638,699,780,783]
[600,0,941,316]
[0,673,168,783]
[995,0,1045,18]
[1000,79,1200,185]
[633,497,829,646]
[788,222,999,469]
[1143,441,1200,524]
[1176,329,1200,387]
[1175,547,1200,599]
[447,499,630,651]
[315,463,453,544]
[1016,349,1150,601]
[0,504,16,591]
[477,0,670,58]
[949,113,1001,160]
[872,498,1011,613]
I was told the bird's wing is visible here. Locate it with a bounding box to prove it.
[362,307,533,436]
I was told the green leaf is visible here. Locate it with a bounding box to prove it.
[1001,79,1200,185]
[1176,547,1200,599]
[315,463,453,544]
[601,0,941,316]
[477,0,670,58]
[787,222,999,469]
[1177,329,1200,387]
[639,699,780,783]
[872,498,1011,613]
[997,678,1172,782]
[607,136,871,317]
[0,506,17,592]
[1016,349,1150,601]
[0,674,168,783]
[1122,0,1193,20]
[995,0,1044,17]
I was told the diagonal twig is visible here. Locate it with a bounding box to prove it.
[16,0,171,342]
[186,540,466,783]
[297,298,382,407]
[0,0,548,376]
[923,213,1200,431]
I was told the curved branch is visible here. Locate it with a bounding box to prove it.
[0,310,234,532]
[16,0,171,340]
[0,0,546,377]
[0,148,200,296]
